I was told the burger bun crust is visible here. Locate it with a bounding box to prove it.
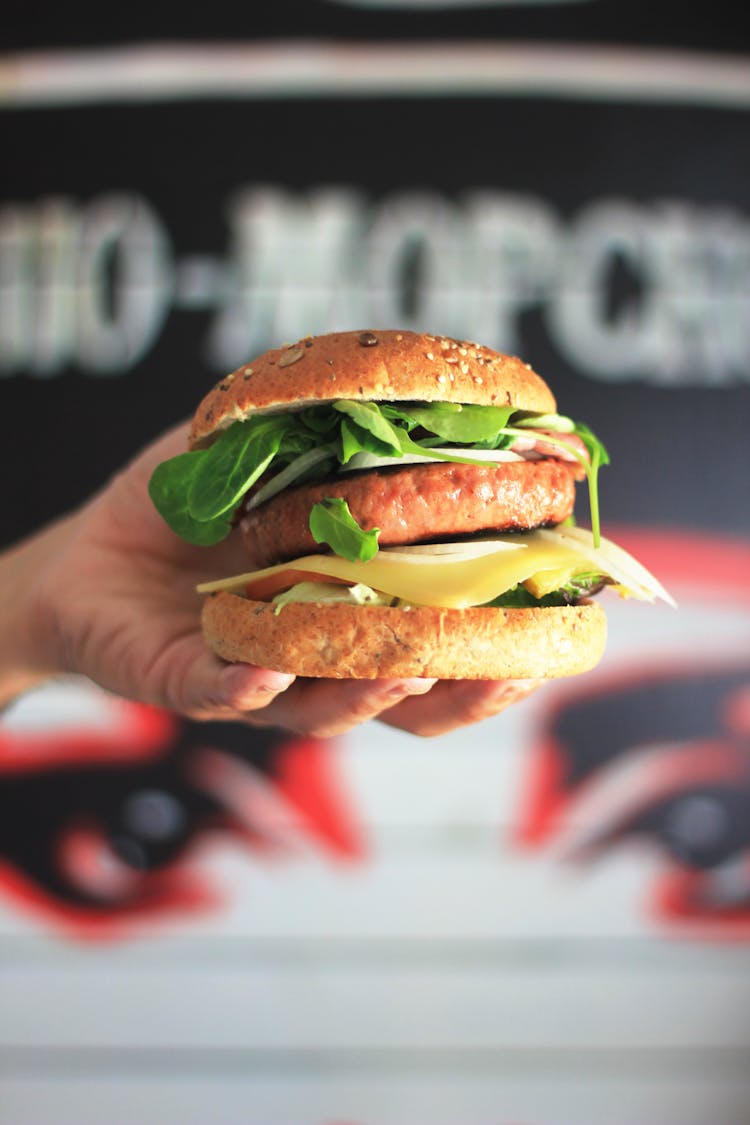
[202,591,607,680]
[190,329,557,448]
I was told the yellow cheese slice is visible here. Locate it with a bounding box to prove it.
[197,529,673,609]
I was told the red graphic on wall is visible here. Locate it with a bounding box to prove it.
[3,529,750,943]
[0,704,364,941]
[516,530,750,940]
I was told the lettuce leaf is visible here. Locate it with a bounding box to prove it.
[187,415,293,521]
[148,398,608,551]
[485,574,606,608]
[150,408,338,545]
[390,402,516,444]
[148,452,233,545]
[309,498,381,562]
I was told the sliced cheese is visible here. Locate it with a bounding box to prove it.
[197,529,674,609]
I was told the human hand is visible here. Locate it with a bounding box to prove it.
[1,424,542,735]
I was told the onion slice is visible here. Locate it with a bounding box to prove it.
[247,447,334,510]
[534,526,676,606]
[379,538,526,560]
[339,448,523,472]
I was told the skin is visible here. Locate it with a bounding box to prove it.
[0,423,541,737]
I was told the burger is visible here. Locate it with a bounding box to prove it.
[149,329,672,679]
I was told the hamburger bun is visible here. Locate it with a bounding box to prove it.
[189,329,557,448]
[202,591,607,680]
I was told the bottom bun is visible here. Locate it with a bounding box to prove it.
[202,591,607,680]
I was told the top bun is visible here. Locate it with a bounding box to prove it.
[189,330,557,449]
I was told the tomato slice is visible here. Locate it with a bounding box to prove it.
[245,569,353,601]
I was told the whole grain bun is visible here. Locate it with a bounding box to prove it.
[189,330,557,448]
[202,591,606,680]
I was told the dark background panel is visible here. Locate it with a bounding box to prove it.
[5,0,750,51]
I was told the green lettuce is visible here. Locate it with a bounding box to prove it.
[149,399,609,549]
[148,451,233,546]
[485,573,606,608]
[308,498,381,563]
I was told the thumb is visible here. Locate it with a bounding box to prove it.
[152,635,295,719]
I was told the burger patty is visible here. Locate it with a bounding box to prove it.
[240,459,581,567]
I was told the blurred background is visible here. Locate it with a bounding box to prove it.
[2,2,750,1123]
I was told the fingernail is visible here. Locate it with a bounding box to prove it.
[216,664,294,705]
[500,678,545,699]
[258,672,296,694]
[409,677,438,693]
[389,677,437,699]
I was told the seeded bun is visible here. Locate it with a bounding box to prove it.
[189,329,557,449]
[202,592,607,680]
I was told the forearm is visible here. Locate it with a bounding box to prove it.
[0,519,72,710]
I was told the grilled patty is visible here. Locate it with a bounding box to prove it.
[240,459,582,567]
